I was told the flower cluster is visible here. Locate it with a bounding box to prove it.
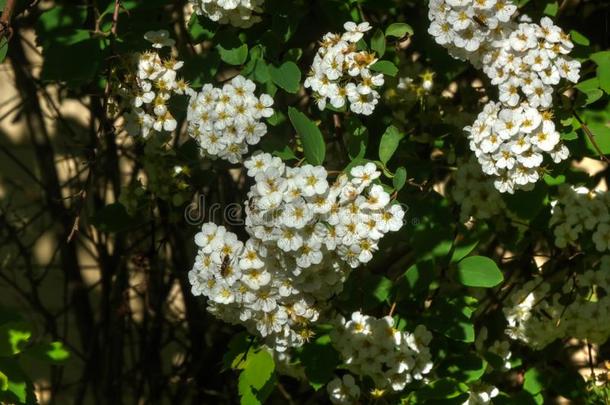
[452,158,506,222]
[481,17,579,110]
[119,30,190,139]
[190,0,264,28]
[186,76,274,163]
[428,0,517,62]
[330,312,433,392]
[503,257,610,349]
[550,185,610,252]
[305,22,385,116]
[327,374,361,405]
[428,0,580,192]
[465,101,568,193]
[189,155,405,350]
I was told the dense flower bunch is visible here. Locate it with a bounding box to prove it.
[550,185,610,252]
[119,30,190,138]
[188,154,405,350]
[428,0,580,193]
[189,222,321,351]
[305,22,385,116]
[452,158,506,221]
[186,76,274,163]
[481,16,579,109]
[428,0,517,62]
[243,155,405,275]
[465,101,568,193]
[327,374,361,405]
[330,312,433,392]
[189,0,264,28]
[503,257,610,349]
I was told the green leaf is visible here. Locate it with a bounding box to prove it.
[288,107,326,165]
[238,349,275,405]
[370,60,398,77]
[379,125,404,164]
[218,43,248,66]
[370,28,386,57]
[300,335,340,390]
[426,296,477,342]
[41,36,105,86]
[269,61,301,93]
[385,22,414,38]
[0,37,7,64]
[415,378,468,400]
[393,167,407,191]
[0,370,7,391]
[450,238,479,263]
[581,121,610,155]
[575,78,603,106]
[503,182,548,220]
[27,341,70,363]
[444,354,487,383]
[188,14,217,43]
[524,367,545,395]
[0,358,35,404]
[457,256,503,288]
[36,6,88,39]
[222,332,251,371]
[591,51,610,94]
[0,322,31,356]
[543,1,558,16]
[569,30,590,46]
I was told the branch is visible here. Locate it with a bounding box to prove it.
[0,0,17,41]
[573,110,610,163]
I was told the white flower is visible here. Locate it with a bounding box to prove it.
[144,30,176,48]
[327,375,360,405]
[342,21,372,43]
[190,0,264,28]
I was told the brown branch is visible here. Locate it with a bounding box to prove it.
[0,0,17,41]
[111,0,120,36]
[573,110,610,163]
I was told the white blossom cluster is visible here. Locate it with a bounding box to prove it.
[305,22,385,116]
[244,155,405,276]
[550,185,610,252]
[330,312,433,392]
[428,0,517,62]
[189,155,405,350]
[428,0,580,193]
[327,374,361,405]
[465,101,569,193]
[503,257,610,349]
[189,222,321,351]
[452,158,506,222]
[189,0,264,28]
[481,17,580,110]
[186,76,274,163]
[120,30,190,139]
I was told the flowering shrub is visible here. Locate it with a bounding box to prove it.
[1,0,610,404]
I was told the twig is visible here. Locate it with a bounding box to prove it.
[388,301,397,317]
[111,0,121,36]
[0,0,17,41]
[573,110,610,163]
